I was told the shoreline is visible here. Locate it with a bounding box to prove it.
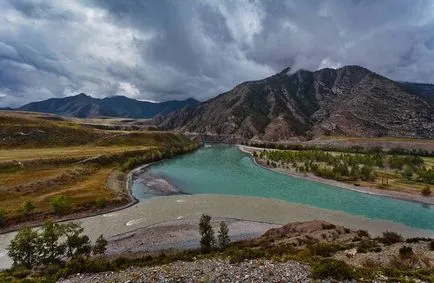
[1,194,433,270]
[237,145,434,206]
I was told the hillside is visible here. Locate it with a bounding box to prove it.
[17,93,199,118]
[157,65,433,140]
[0,111,199,228]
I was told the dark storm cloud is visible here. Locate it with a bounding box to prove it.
[0,0,433,107]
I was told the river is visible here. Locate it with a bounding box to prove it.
[1,144,433,270]
[136,144,434,230]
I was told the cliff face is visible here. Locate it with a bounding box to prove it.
[158,66,433,140]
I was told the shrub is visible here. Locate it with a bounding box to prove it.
[50,195,72,215]
[379,231,403,245]
[429,241,434,251]
[0,208,5,227]
[308,243,342,257]
[217,221,230,250]
[20,200,35,217]
[357,230,370,238]
[199,214,215,252]
[92,235,107,255]
[399,246,414,259]
[95,198,107,209]
[356,239,379,253]
[421,186,431,196]
[10,266,32,279]
[226,248,265,264]
[311,259,354,280]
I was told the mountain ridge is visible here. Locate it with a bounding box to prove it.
[156,65,433,140]
[16,94,199,118]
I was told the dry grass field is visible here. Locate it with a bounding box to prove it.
[0,111,199,228]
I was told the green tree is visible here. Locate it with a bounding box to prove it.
[39,221,66,264]
[50,195,72,215]
[402,165,413,180]
[217,221,230,250]
[350,165,361,180]
[0,208,5,227]
[21,200,35,217]
[199,214,215,252]
[62,222,91,258]
[92,235,107,255]
[7,227,40,268]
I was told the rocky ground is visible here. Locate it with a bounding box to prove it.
[105,218,280,257]
[60,259,311,283]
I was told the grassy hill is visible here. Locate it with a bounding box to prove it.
[0,111,199,229]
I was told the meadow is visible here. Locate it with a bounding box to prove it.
[0,111,199,229]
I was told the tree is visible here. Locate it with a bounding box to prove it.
[92,235,107,255]
[7,227,40,268]
[39,221,66,264]
[402,165,413,180]
[0,208,5,227]
[62,222,91,258]
[50,195,72,215]
[199,214,215,252]
[217,221,230,250]
[21,200,35,217]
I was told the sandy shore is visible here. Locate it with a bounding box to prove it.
[237,145,434,205]
[2,194,433,270]
[106,218,280,256]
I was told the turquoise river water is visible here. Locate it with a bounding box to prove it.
[134,144,434,230]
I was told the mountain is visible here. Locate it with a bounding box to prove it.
[157,65,433,140]
[399,82,434,104]
[18,94,199,118]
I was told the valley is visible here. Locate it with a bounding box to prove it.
[0,65,433,282]
[0,111,199,230]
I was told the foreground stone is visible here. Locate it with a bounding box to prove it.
[60,259,311,283]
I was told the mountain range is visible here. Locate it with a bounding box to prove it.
[157,65,433,140]
[15,94,199,119]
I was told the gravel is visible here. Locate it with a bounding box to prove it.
[60,259,311,283]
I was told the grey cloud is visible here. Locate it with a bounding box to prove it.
[0,0,433,107]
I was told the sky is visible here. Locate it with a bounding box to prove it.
[0,0,434,107]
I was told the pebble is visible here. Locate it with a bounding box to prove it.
[60,259,311,283]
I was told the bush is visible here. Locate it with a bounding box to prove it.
[0,208,5,227]
[50,195,72,215]
[356,239,379,253]
[95,198,107,209]
[20,200,35,217]
[421,186,431,196]
[308,243,341,257]
[429,241,434,251]
[226,248,265,263]
[357,230,370,238]
[311,259,354,280]
[399,246,414,259]
[92,235,107,255]
[379,231,403,245]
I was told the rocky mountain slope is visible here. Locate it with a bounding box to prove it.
[157,66,433,140]
[18,93,199,118]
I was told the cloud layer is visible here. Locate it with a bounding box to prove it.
[1,0,434,106]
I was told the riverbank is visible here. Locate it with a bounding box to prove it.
[1,194,433,270]
[237,145,434,205]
